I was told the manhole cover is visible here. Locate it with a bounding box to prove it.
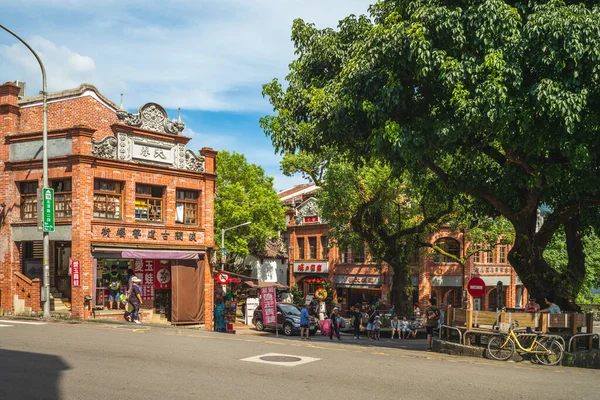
[240,353,321,367]
[260,356,302,363]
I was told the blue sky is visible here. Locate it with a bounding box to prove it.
[0,0,370,191]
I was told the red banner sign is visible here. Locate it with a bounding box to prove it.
[303,216,319,224]
[71,259,81,287]
[154,261,172,290]
[134,259,155,301]
[260,286,277,325]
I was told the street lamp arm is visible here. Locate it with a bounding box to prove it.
[223,221,252,234]
[0,25,47,90]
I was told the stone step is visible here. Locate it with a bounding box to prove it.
[50,292,63,299]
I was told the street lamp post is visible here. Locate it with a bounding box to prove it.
[221,221,252,271]
[1,24,51,319]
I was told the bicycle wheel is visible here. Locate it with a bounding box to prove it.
[487,335,515,361]
[534,339,564,366]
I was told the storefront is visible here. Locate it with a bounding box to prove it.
[334,274,382,312]
[292,261,329,299]
[430,275,463,308]
[91,247,206,324]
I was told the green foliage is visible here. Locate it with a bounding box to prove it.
[215,151,286,268]
[544,228,600,302]
[289,285,305,307]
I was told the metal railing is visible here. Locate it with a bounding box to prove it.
[463,329,500,345]
[440,324,462,343]
[567,333,599,352]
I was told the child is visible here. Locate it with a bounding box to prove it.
[400,316,410,339]
[372,315,382,340]
[390,314,400,339]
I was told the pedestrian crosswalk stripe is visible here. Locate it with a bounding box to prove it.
[0,320,47,325]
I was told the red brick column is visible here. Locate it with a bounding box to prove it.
[70,161,94,318]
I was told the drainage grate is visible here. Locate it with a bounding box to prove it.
[260,356,302,363]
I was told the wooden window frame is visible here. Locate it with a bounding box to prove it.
[308,236,317,259]
[353,243,365,264]
[320,236,329,259]
[52,179,72,219]
[297,237,305,260]
[135,184,164,222]
[93,180,123,220]
[499,246,507,264]
[176,189,199,225]
[19,181,38,220]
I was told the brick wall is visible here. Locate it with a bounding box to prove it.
[0,82,216,322]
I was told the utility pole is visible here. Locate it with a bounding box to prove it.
[1,25,51,319]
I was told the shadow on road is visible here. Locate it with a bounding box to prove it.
[0,349,70,400]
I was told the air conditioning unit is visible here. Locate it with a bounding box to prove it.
[13,80,26,98]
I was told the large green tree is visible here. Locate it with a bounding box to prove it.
[215,151,286,272]
[261,0,600,310]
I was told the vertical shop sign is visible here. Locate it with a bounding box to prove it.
[134,259,155,301]
[71,260,81,287]
[260,286,277,324]
[154,261,172,290]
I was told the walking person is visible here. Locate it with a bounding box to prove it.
[425,298,441,351]
[300,303,310,340]
[351,304,362,339]
[106,266,121,310]
[390,314,400,339]
[128,276,143,324]
[329,307,341,340]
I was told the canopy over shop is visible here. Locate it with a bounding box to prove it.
[92,246,208,325]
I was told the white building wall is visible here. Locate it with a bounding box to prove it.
[243,255,288,285]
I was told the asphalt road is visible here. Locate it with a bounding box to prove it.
[0,319,598,400]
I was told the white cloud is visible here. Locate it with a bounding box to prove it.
[0,0,370,111]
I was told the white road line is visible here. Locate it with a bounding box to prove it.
[0,324,14,327]
[0,320,47,325]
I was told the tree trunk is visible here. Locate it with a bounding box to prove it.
[508,218,584,312]
[389,262,412,317]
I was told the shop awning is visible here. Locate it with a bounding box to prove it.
[480,276,511,286]
[431,276,463,287]
[92,246,204,260]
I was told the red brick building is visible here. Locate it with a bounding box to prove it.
[279,184,525,313]
[0,81,215,326]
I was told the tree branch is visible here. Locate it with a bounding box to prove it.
[536,198,600,249]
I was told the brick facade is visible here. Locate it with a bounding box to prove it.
[0,82,215,327]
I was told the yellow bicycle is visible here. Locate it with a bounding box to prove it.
[487,321,564,366]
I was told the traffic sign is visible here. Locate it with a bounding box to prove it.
[42,188,55,232]
[216,272,230,284]
[467,277,486,298]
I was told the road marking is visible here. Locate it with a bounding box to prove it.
[240,353,321,367]
[0,320,47,325]
[0,324,14,327]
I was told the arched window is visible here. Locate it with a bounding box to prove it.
[433,238,460,263]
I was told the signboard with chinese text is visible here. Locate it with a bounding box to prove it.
[154,261,172,290]
[71,259,81,287]
[293,262,328,274]
[333,275,380,286]
[260,286,277,325]
[42,188,55,232]
[134,259,155,301]
[303,216,320,224]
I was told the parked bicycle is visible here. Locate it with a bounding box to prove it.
[487,320,564,366]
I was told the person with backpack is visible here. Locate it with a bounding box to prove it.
[425,298,440,351]
[105,266,122,310]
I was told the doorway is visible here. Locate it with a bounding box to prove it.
[53,242,72,300]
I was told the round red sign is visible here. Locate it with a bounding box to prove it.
[467,277,486,298]
[216,272,230,284]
